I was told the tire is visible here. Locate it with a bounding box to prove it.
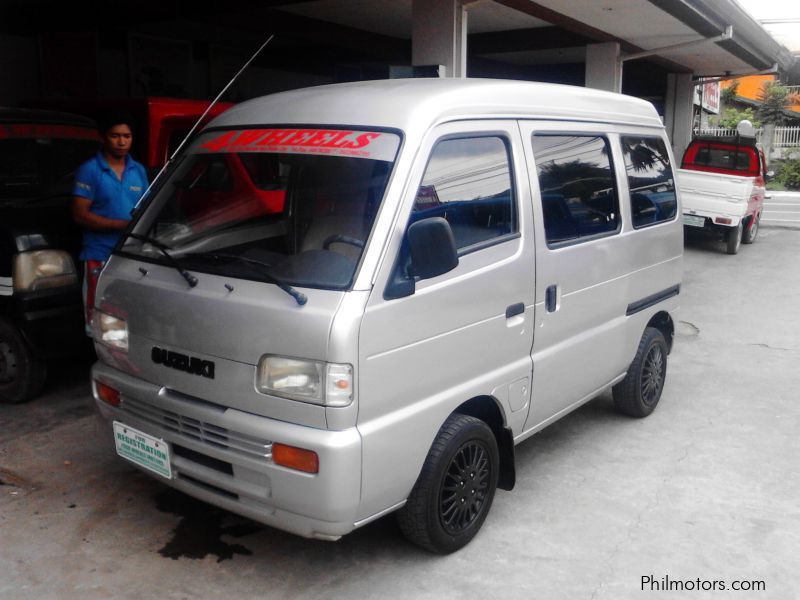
[0,318,47,404]
[397,413,499,554]
[612,327,668,418]
[725,222,743,255]
[742,213,760,244]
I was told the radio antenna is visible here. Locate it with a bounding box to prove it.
[135,34,275,207]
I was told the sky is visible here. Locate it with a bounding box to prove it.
[735,0,800,51]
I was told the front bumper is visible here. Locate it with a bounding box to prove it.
[12,284,86,358]
[92,361,362,540]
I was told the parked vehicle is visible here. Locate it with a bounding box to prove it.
[678,121,768,254]
[0,108,100,403]
[28,97,234,175]
[90,79,683,553]
[0,99,235,404]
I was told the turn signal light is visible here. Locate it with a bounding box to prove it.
[272,443,319,474]
[95,380,121,407]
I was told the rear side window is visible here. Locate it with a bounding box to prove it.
[531,134,619,246]
[411,136,516,252]
[682,141,759,176]
[621,136,678,228]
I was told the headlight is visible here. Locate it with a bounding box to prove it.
[13,250,77,291]
[256,355,353,407]
[92,309,129,352]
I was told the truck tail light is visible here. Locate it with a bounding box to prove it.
[714,217,732,225]
[94,380,121,407]
[272,443,319,474]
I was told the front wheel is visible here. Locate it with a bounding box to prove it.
[613,327,668,418]
[397,413,499,554]
[0,318,47,404]
[726,221,743,255]
[742,213,760,244]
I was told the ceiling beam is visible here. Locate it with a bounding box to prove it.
[493,0,691,73]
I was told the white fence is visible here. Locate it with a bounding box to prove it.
[775,126,800,148]
[695,126,800,148]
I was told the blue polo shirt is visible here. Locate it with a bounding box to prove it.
[72,152,149,261]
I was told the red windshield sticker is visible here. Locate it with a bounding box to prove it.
[199,129,394,160]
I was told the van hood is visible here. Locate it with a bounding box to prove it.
[95,255,342,425]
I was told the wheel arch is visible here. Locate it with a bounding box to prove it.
[646,311,674,353]
[453,395,515,491]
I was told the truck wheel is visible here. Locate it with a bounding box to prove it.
[725,222,743,255]
[0,318,47,404]
[612,327,667,418]
[397,413,499,554]
[742,214,760,244]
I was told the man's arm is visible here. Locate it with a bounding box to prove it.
[72,196,130,231]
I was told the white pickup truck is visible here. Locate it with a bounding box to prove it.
[678,127,768,255]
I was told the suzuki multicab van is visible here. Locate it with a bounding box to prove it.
[91,79,682,553]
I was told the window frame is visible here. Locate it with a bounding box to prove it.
[382,126,525,301]
[412,132,520,258]
[531,132,622,250]
[620,134,679,231]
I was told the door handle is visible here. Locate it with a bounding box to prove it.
[545,285,558,312]
[505,302,525,318]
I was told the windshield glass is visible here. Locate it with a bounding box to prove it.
[122,127,400,290]
[0,136,99,201]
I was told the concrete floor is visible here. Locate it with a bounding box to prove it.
[1,226,798,600]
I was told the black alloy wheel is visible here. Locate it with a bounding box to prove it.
[640,343,665,407]
[397,413,499,553]
[613,326,668,418]
[440,440,492,535]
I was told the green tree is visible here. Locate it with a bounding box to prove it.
[718,107,760,129]
[720,81,739,106]
[756,81,800,125]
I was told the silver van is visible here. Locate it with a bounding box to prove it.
[91,79,682,553]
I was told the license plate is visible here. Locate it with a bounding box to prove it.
[113,421,172,479]
[683,214,705,228]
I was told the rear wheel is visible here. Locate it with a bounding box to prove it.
[397,413,499,554]
[742,213,760,244]
[613,327,667,418]
[726,222,743,255]
[0,318,47,404]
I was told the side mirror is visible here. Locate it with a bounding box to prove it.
[407,217,459,280]
[383,217,459,300]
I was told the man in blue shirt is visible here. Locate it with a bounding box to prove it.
[72,110,148,331]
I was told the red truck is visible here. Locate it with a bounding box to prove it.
[677,121,770,254]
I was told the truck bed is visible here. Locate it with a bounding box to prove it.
[677,168,755,225]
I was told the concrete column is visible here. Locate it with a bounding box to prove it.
[664,72,694,161]
[585,42,622,92]
[412,0,468,78]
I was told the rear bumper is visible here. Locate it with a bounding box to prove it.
[91,361,363,540]
[682,211,743,229]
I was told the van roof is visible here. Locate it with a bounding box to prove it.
[209,78,664,133]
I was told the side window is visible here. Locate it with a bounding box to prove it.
[621,136,677,228]
[411,136,516,252]
[531,135,619,246]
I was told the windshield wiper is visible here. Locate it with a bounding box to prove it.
[123,232,198,288]
[185,252,307,305]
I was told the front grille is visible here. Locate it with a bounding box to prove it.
[121,395,272,462]
[173,444,233,475]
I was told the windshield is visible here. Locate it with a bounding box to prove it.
[0,135,99,201]
[121,127,400,290]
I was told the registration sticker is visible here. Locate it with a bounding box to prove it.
[683,214,705,228]
[113,421,172,479]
